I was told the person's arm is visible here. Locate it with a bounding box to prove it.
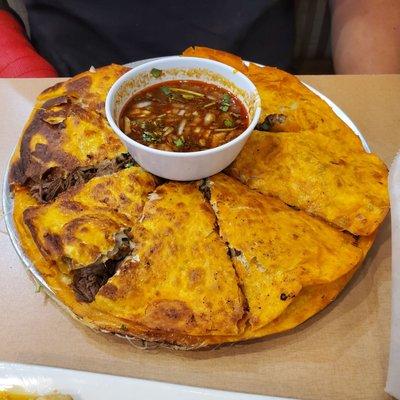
[0,0,57,77]
[331,0,400,74]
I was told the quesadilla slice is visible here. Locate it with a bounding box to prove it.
[93,181,245,338]
[10,64,130,202]
[207,173,363,331]
[227,130,389,236]
[22,167,156,301]
[202,232,375,346]
[239,234,375,339]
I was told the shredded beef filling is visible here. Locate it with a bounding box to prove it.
[198,179,211,201]
[256,113,287,131]
[30,153,134,202]
[71,232,132,302]
[72,260,119,303]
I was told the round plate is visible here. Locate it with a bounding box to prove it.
[2,59,371,325]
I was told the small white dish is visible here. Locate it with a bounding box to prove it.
[105,56,261,181]
[0,362,290,400]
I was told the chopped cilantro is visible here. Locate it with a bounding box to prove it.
[220,93,231,112]
[223,119,234,128]
[160,86,171,96]
[174,137,185,147]
[142,131,160,142]
[150,68,162,78]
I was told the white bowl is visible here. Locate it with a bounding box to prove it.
[105,56,261,181]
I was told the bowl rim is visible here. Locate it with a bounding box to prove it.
[105,56,261,158]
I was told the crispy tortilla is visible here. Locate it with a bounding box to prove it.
[36,63,130,115]
[201,234,374,345]
[239,234,375,339]
[15,180,245,341]
[183,47,389,236]
[10,64,130,202]
[183,46,248,75]
[207,174,363,331]
[12,173,378,348]
[23,167,156,273]
[227,130,389,236]
[94,181,245,337]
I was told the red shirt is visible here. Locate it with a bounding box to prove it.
[0,10,57,77]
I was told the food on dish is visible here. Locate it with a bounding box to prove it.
[119,79,249,152]
[184,47,389,236]
[207,174,363,331]
[37,63,130,116]
[10,64,131,203]
[23,167,156,301]
[9,47,389,348]
[93,181,245,338]
[227,129,388,236]
[106,56,261,181]
[182,46,248,75]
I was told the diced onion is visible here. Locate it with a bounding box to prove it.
[124,117,131,134]
[204,113,215,125]
[164,127,174,136]
[135,100,152,108]
[178,119,187,135]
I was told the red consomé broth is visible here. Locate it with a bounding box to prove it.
[119,80,249,152]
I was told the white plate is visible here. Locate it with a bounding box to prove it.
[0,362,291,400]
[2,58,370,324]
[1,57,368,400]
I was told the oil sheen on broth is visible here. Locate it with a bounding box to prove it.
[119,80,249,152]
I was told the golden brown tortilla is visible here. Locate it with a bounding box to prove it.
[10,64,130,203]
[23,167,156,273]
[227,130,389,236]
[183,47,389,236]
[207,173,363,331]
[93,181,245,338]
